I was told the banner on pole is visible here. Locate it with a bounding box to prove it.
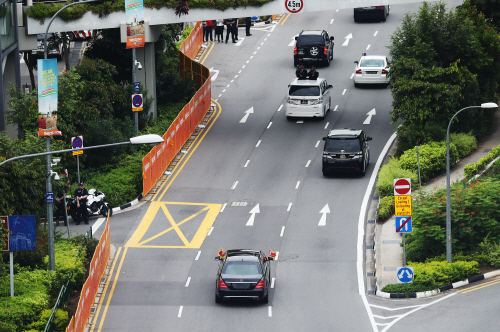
[125,0,145,49]
[37,59,61,137]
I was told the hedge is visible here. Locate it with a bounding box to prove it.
[450,132,477,159]
[464,144,500,179]
[376,157,419,198]
[377,195,395,221]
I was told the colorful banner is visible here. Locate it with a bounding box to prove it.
[37,59,61,137]
[125,0,145,49]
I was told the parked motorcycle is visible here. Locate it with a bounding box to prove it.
[66,188,112,221]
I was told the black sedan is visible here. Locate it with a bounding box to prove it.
[215,249,274,304]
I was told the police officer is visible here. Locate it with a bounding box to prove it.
[225,18,236,43]
[296,64,307,79]
[245,17,252,36]
[74,182,89,225]
[55,190,68,226]
[308,66,319,80]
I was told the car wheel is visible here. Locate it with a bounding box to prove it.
[261,293,269,304]
[382,14,387,22]
[215,294,222,303]
[325,56,330,67]
[286,116,294,121]
[323,170,329,177]
[354,16,359,23]
[360,160,367,176]
[354,81,359,88]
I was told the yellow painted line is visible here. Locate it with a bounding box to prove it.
[156,100,221,201]
[281,13,291,25]
[277,14,285,24]
[124,201,162,247]
[97,247,128,332]
[457,278,500,294]
[199,41,215,64]
[89,247,122,332]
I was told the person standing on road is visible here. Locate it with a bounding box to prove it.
[202,20,207,42]
[245,17,252,36]
[205,20,214,42]
[74,182,89,225]
[235,18,239,40]
[55,190,68,226]
[216,19,224,42]
[225,18,236,43]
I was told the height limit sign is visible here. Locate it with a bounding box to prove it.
[285,0,303,14]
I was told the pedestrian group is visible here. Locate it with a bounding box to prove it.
[203,17,253,44]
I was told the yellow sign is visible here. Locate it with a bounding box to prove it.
[132,108,143,112]
[72,150,83,156]
[395,195,412,216]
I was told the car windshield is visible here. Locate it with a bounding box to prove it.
[289,85,320,96]
[325,138,361,152]
[223,261,262,275]
[297,35,323,46]
[360,59,384,67]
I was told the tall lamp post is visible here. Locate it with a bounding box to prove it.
[446,102,498,263]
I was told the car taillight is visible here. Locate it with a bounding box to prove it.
[382,69,388,74]
[356,69,362,74]
[218,279,228,289]
[255,280,265,289]
[324,47,328,54]
[376,6,384,8]
[294,47,297,55]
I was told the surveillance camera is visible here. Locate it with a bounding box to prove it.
[138,63,143,70]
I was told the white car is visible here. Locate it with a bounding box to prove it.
[286,77,332,120]
[354,55,390,87]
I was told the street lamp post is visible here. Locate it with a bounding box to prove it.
[446,102,498,263]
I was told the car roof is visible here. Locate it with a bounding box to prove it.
[226,249,261,261]
[300,30,324,35]
[290,78,325,86]
[327,128,363,138]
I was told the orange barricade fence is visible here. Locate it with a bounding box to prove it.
[66,316,74,332]
[150,145,158,189]
[154,144,162,184]
[142,152,152,198]
[179,105,190,144]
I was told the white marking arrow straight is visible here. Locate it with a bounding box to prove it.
[246,203,260,226]
[363,108,376,125]
[318,204,330,226]
[209,67,219,81]
[240,107,254,123]
[235,38,245,46]
[288,35,297,46]
[342,33,353,46]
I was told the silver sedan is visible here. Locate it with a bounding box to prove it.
[354,55,390,87]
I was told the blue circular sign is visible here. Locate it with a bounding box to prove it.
[251,16,259,21]
[133,95,143,107]
[72,137,83,149]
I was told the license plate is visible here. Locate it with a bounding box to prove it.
[366,71,377,74]
[340,155,346,159]
[298,51,304,54]
[301,100,308,104]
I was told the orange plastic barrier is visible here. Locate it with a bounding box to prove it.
[179,22,203,60]
[66,316,74,332]
[142,152,152,198]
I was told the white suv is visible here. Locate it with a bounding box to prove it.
[286,78,332,120]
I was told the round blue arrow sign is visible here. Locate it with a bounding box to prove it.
[133,95,143,107]
[397,267,414,283]
[72,137,83,149]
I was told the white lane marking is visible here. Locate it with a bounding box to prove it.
[250,56,253,59]
[342,33,353,46]
[305,160,311,167]
[246,204,260,226]
[238,70,242,73]
[364,108,377,125]
[92,217,106,235]
[209,67,219,81]
[374,31,378,36]
[268,34,271,37]
[195,251,201,260]
[277,104,283,112]
[342,89,347,95]
[218,94,222,98]
[324,122,329,130]
[275,251,279,260]
[358,132,398,332]
[315,140,320,148]
[295,181,300,189]
[330,19,334,24]
[178,306,183,317]
[185,277,191,287]
[226,84,230,87]
[336,9,339,12]
[288,38,296,47]
[222,89,226,93]
[297,120,304,123]
[366,44,371,50]
[242,65,246,69]
[258,46,261,50]
[208,227,214,235]
[246,60,250,64]
[267,122,273,129]
[280,226,285,237]
[253,51,257,55]
[264,38,267,41]
[234,75,238,78]
[268,306,272,317]
[287,203,292,211]
[244,160,250,167]
[235,38,245,46]
[215,99,217,102]
[231,181,238,189]
[271,277,276,288]
[350,73,354,79]
[334,105,338,111]
[260,42,264,45]
[240,106,254,123]
[256,140,261,147]
[318,204,330,226]
[220,203,227,212]
[230,80,234,83]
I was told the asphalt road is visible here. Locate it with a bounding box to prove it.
[89,2,500,332]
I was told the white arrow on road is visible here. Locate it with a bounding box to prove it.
[288,35,298,46]
[235,38,245,46]
[363,108,376,125]
[342,33,353,46]
[209,67,219,81]
[318,204,330,226]
[246,204,260,226]
[239,107,254,123]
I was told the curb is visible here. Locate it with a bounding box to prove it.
[376,270,500,299]
[111,193,143,213]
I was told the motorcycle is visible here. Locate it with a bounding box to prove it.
[67,188,112,221]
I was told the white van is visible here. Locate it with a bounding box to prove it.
[286,78,332,120]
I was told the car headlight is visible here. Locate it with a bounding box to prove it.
[323,152,333,159]
[351,152,363,159]
[311,97,323,105]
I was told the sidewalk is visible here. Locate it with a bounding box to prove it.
[375,108,500,292]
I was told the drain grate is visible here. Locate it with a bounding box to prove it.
[231,202,248,206]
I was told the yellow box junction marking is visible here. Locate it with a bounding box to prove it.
[125,202,222,248]
[395,195,412,216]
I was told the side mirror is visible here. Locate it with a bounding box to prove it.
[295,36,298,40]
[330,36,334,41]
[354,61,359,64]
[322,137,327,141]
[367,137,373,141]
[288,84,290,87]
[327,85,333,89]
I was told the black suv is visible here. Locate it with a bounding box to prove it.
[322,129,372,176]
[294,30,334,67]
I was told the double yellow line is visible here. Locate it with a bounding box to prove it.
[457,277,500,294]
[278,13,291,25]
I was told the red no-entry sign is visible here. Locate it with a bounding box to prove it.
[394,178,411,196]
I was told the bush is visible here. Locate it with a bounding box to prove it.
[475,238,500,267]
[426,252,490,266]
[378,196,395,221]
[376,157,419,197]
[394,122,447,157]
[464,144,500,179]
[399,141,459,182]
[450,132,477,159]
[28,308,68,332]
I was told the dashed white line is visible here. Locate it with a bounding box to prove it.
[230,80,234,83]
[246,60,250,64]
[238,70,242,73]
[253,51,257,55]
[226,84,230,87]
[315,140,320,148]
[242,65,246,69]
[218,94,222,98]
[275,251,279,260]
[178,306,183,317]
[244,160,250,168]
[234,75,238,78]
[220,203,227,212]
[297,120,304,123]
[185,277,191,287]
[222,89,226,93]
[195,251,201,260]
[277,104,283,112]
[208,227,214,235]
[374,31,378,36]
[350,73,354,79]
[268,34,271,37]
[330,19,334,24]
[324,122,329,129]
[260,42,264,45]
[256,140,261,147]
[366,44,371,50]
[295,181,300,189]
[268,306,272,317]
[258,47,261,50]
[250,56,253,59]
[305,160,311,167]
[280,226,285,237]
[342,89,346,95]
[334,105,338,111]
[287,203,292,211]
[336,9,339,12]
[267,122,273,129]
[271,277,276,288]
[231,181,238,189]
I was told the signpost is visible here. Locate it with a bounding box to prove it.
[285,0,303,14]
[71,136,83,183]
[394,178,413,271]
[1,216,8,251]
[134,82,140,93]
[132,94,143,112]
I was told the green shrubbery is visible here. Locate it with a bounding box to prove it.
[378,195,395,221]
[450,132,477,159]
[376,157,418,197]
[464,144,500,179]
[27,308,68,332]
